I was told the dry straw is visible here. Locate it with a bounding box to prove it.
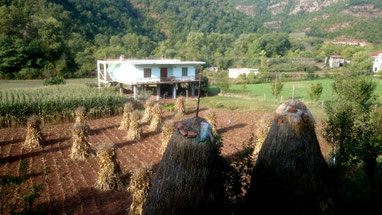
[251,114,273,161]
[24,115,44,149]
[95,143,124,191]
[142,100,155,123]
[127,165,153,215]
[175,96,185,118]
[143,117,226,214]
[205,110,217,136]
[246,99,334,214]
[71,123,92,160]
[119,102,135,130]
[149,103,163,132]
[159,121,175,154]
[127,110,142,141]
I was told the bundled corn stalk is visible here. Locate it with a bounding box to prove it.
[143,117,227,215]
[251,114,273,162]
[246,99,334,214]
[75,106,89,132]
[205,110,217,136]
[24,115,44,149]
[119,102,135,130]
[159,121,175,154]
[175,97,185,118]
[149,103,163,132]
[95,144,124,191]
[127,110,142,141]
[71,123,92,160]
[127,165,153,215]
[141,100,155,123]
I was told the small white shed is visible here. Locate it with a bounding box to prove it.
[228,68,259,79]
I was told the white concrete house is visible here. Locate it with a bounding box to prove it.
[371,51,382,73]
[328,55,345,68]
[228,68,259,79]
[97,58,205,100]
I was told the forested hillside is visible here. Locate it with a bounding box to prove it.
[229,0,382,43]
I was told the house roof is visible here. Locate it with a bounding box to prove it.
[370,51,382,56]
[329,55,344,58]
[100,59,205,65]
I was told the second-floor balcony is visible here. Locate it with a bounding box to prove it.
[133,76,199,85]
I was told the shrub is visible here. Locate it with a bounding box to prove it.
[309,83,323,101]
[43,77,66,86]
[270,77,283,98]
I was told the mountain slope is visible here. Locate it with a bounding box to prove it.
[229,0,382,43]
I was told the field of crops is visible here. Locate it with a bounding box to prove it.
[0,84,127,127]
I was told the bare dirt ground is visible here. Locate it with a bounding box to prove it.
[0,107,331,214]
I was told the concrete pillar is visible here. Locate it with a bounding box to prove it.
[119,83,123,95]
[191,83,195,96]
[173,84,177,99]
[97,61,101,89]
[133,85,137,100]
[157,85,161,101]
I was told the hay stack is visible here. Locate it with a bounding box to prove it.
[251,114,273,161]
[127,110,142,141]
[205,110,217,135]
[119,102,135,130]
[142,100,155,123]
[159,121,175,154]
[71,123,92,160]
[75,107,89,132]
[149,103,163,132]
[127,165,153,215]
[95,144,124,191]
[142,117,226,215]
[245,99,334,214]
[24,115,44,149]
[175,97,185,118]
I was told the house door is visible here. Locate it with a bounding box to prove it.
[160,68,167,81]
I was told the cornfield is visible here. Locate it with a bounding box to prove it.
[0,85,127,127]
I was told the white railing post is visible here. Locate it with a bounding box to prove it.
[97,61,101,89]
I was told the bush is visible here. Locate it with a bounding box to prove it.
[309,83,323,101]
[270,77,283,98]
[43,77,66,86]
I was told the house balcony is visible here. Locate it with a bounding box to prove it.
[132,76,199,85]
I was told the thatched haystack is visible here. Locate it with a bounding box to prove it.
[175,96,185,118]
[205,110,217,135]
[245,99,334,214]
[127,110,142,141]
[142,100,155,123]
[95,144,124,191]
[71,123,92,160]
[127,165,153,215]
[24,115,44,149]
[119,102,135,130]
[149,103,163,132]
[251,114,273,161]
[142,117,227,215]
[159,121,176,154]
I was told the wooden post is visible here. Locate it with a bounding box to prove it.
[292,85,295,100]
[196,67,203,118]
[119,83,123,95]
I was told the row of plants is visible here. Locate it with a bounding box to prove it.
[0,85,127,127]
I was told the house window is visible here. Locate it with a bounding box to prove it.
[182,68,188,76]
[144,68,151,78]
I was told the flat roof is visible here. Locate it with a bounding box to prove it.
[98,59,205,65]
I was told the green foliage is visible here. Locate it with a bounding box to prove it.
[200,76,209,96]
[0,84,127,127]
[216,71,230,94]
[309,83,323,101]
[43,77,66,86]
[349,51,373,74]
[324,74,381,209]
[270,76,283,98]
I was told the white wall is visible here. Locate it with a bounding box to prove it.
[373,54,382,73]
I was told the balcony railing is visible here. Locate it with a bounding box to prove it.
[135,76,197,84]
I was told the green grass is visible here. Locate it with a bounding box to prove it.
[0,83,127,127]
[0,78,97,89]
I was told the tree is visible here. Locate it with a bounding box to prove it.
[309,83,323,101]
[349,51,373,74]
[270,74,283,98]
[216,70,230,94]
[324,74,381,200]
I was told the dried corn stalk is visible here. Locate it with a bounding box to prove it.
[175,97,185,118]
[127,110,142,141]
[71,123,92,160]
[205,110,217,136]
[127,165,153,215]
[75,106,89,132]
[142,100,155,123]
[119,102,135,130]
[24,115,44,149]
[149,103,163,132]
